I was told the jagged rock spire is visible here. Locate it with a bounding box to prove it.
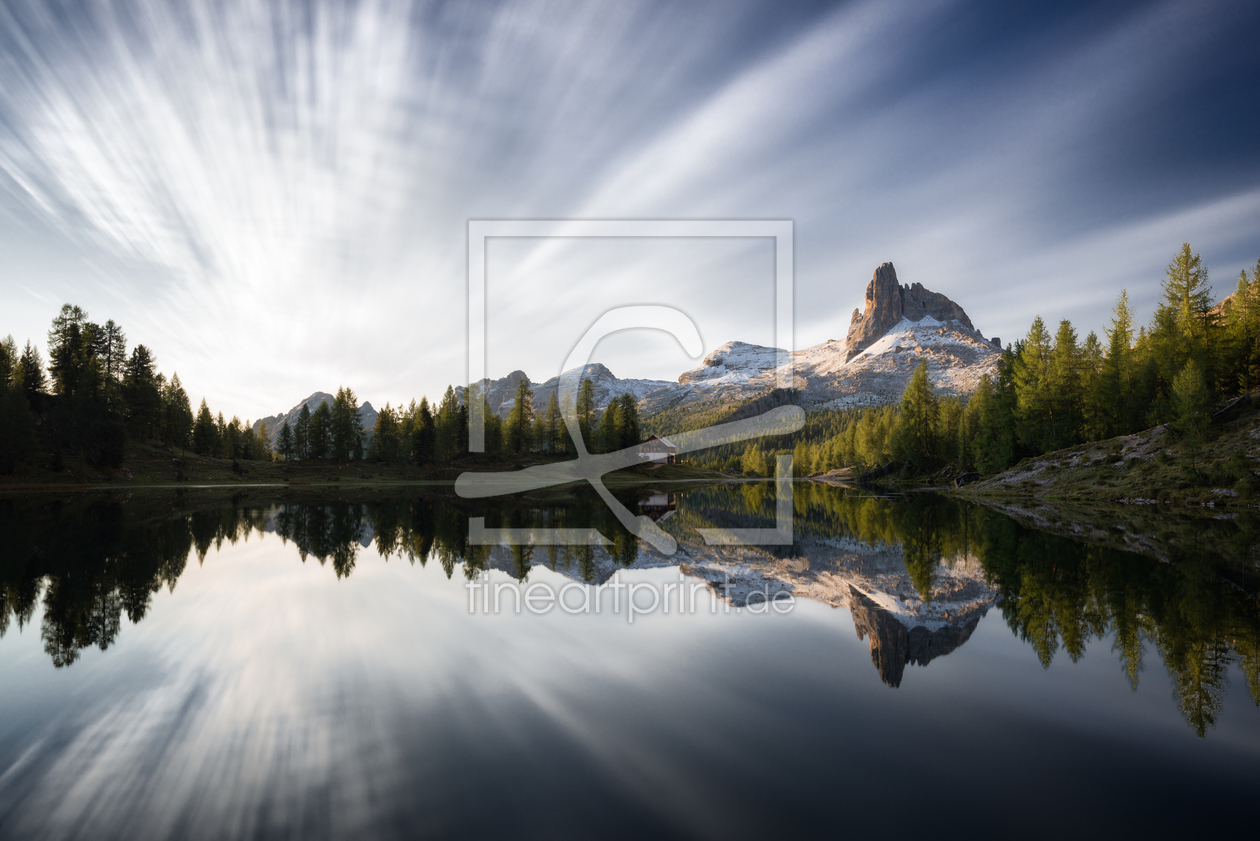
[844,262,977,360]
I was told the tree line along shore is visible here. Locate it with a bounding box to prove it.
[1,243,1257,495]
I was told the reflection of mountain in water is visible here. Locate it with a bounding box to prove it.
[849,586,982,688]
[657,532,998,688]
[2,487,1258,738]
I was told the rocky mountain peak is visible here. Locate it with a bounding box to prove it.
[844,262,978,360]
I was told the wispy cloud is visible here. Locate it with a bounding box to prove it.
[0,0,1257,417]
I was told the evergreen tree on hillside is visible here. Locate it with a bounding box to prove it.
[1099,290,1135,435]
[895,361,938,467]
[17,341,45,404]
[46,304,87,395]
[1013,317,1054,452]
[506,377,534,454]
[0,335,16,387]
[162,373,193,452]
[434,386,459,463]
[544,392,565,454]
[575,378,595,451]
[192,399,218,455]
[277,421,296,461]
[617,394,640,450]
[1162,243,1214,342]
[1046,320,1082,449]
[309,401,332,459]
[596,399,620,454]
[123,345,162,439]
[221,415,243,459]
[531,404,548,453]
[101,320,127,382]
[1224,262,1260,395]
[412,397,435,465]
[1157,243,1215,389]
[331,387,363,462]
[1171,360,1211,469]
[371,403,402,464]
[740,443,769,477]
[1079,331,1105,440]
[295,404,312,460]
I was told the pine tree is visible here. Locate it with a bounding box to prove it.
[122,345,162,439]
[596,400,621,454]
[1171,360,1211,470]
[371,403,402,464]
[0,335,15,388]
[544,392,564,454]
[617,394,640,450]
[295,404,312,459]
[575,378,596,451]
[1013,317,1053,452]
[506,377,535,454]
[17,341,45,404]
[192,399,219,455]
[434,386,459,463]
[968,369,1016,474]
[1099,290,1135,436]
[162,373,193,452]
[277,421,296,461]
[1224,263,1260,395]
[1046,320,1082,448]
[309,401,332,458]
[412,397,435,465]
[1079,331,1105,440]
[896,360,937,467]
[47,304,87,396]
[1162,243,1213,342]
[101,320,127,382]
[740,443,768,477]
[331,387,363,463]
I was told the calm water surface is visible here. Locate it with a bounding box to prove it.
[0,485,1257,839]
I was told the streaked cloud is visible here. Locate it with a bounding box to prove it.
[0,0,1257,417]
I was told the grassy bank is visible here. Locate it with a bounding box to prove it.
[954,396,1260,509]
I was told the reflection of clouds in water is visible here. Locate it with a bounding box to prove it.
[0,535,790,839]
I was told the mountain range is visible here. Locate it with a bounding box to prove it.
[258,262,1001,439]
[252,392,378,447]
[468,261,1001,419]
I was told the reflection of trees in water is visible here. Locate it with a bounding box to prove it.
[0,498,195,668]
[2,490,1258,737]
[975,512,1260,738]
[669,485,1260,736]
[0,491,649,668]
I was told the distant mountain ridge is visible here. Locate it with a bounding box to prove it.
[459,262,1002,422]
[257,263,999,439]
[253,392,378,446]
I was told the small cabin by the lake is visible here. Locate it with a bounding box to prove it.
[638,435,677,464]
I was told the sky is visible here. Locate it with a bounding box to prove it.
[1,0,1259,421]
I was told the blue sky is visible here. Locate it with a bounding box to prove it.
[1,0,1258,420]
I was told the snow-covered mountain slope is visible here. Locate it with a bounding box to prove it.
[678,341,790,386]
[636,263,1001,416]
[462,263,1000,422]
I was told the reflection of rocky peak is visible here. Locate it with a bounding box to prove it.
[848,586,982,688]
[845,262,977,360]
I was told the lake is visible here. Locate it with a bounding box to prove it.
[1,483,1257,839]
